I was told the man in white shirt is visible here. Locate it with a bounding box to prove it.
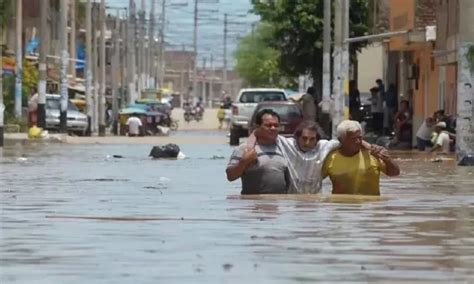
[416,116,434,151]
[370,86,384,135]
[126,115,143,137]
[430,121,451,153]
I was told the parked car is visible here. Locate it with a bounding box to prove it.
[244,101,304,144]
[229,88,288,145]
[45,94,88,135]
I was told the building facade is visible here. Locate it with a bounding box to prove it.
[386,0,440,145]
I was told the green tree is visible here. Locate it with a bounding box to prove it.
[0,0,12,28]
[251,0,369,94]
[234,23,282,87]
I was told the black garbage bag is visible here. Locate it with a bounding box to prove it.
[149,143,181,159]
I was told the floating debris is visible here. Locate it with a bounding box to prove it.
[211,155,225,160]
[222,263,233,272]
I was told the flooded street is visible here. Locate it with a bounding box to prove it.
[1,138,474,283]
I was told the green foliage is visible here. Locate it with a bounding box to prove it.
[2,59,38,124]
[467,46,474,72]
[234,23,283,87]
[0,0,12,29]
[251,0,370,81]
[23,59,38,96]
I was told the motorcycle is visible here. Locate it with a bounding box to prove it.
[158,114,179,131]
[184,107,203,122]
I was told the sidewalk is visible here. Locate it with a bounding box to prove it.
[4,132,230,145]
[3,108,230,145]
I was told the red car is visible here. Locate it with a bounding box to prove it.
[248,101,304,137]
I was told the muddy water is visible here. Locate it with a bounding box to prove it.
[1,143,473,283]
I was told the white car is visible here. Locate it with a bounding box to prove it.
[229,88,288,145]
[45,94,88,135]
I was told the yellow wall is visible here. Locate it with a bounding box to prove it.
[411,46,439,143]
[412,48,438,116]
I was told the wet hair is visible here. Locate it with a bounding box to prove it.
[435,109,445,116]
[376,79,383,84]
[336,120,363,139]
[306,86,315,95]
[370,87,379,93]
[294,120,322,140]
[465,83,472,88]
[255,109,280,126]
[400,99,409,107]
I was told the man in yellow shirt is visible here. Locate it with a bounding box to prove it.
[322,120,400,195]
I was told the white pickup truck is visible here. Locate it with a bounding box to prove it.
[229,88,288,145]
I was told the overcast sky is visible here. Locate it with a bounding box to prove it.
[109,0,259,69]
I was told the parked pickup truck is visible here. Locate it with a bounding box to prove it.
[229,88,288,145]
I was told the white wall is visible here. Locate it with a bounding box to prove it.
[357,43,384,93]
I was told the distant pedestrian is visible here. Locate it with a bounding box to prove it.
[416,116,435,151]
[349,80,361,120]
[376,79,385,97]
[300,86,317,122]
[430,121,451,153]
[126,114,143,137]
[370,86,384,135]
[28,88,38,128]
[393,100,412,143]
[224,108,232,129]
[217,105,225,129]
[222,94,232,109]
[383,83,397,134]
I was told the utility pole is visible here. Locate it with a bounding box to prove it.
[331,0,349,138]
[138,0,146,95]
[332,0,343,138]
[59,0,69,133]
[69,0,76,82]
[342,0,350,117]
[38,0,49,129]
[0,24,4,147]
[159,0,166,89]
[456,0,474,166]
[148,0,156,88]
[128,0,137,104]
[322,0,331,114]
[192,0,198,103]
[223,13,228,94]
[92,4,99,133]
[15,0,22,119]
[111,11,120,135]
[209,54,214,108]
[98,0,106,136]
[121,16,128,108]
[202,57,206,106]
[85,0,92,135]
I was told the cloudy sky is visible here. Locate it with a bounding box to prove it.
[109,0,259,68]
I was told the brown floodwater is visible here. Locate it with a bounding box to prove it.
[1,142,473,283]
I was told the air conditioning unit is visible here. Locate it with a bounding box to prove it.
[426,25,437,41]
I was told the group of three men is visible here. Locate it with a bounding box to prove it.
[226,109,400,196]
